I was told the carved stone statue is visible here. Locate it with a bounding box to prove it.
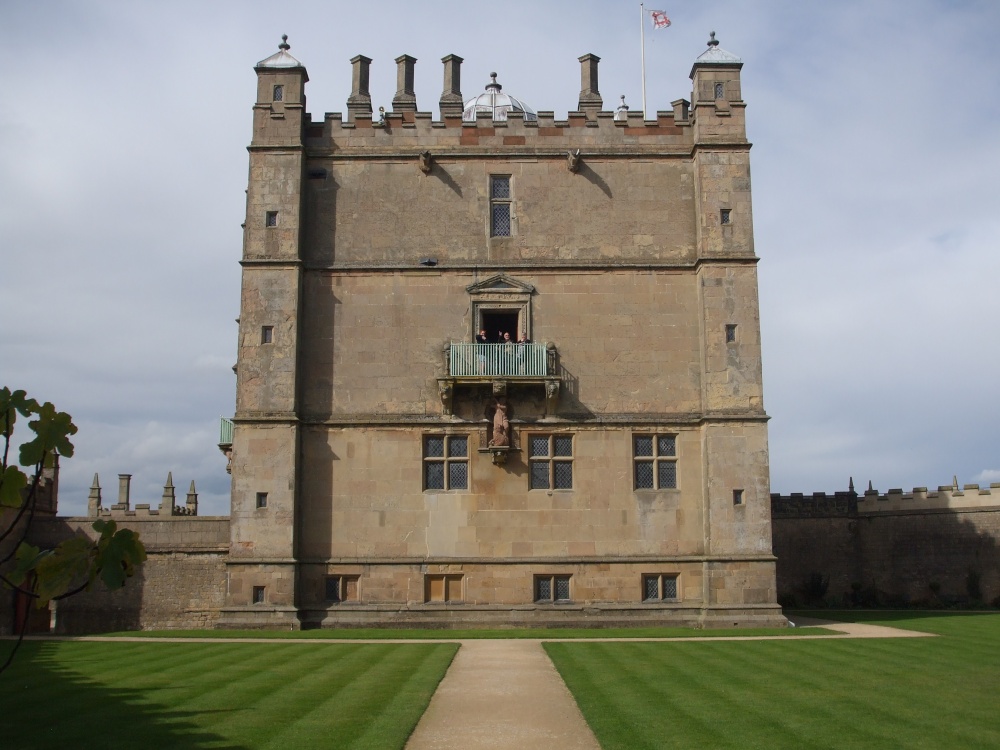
[489,399,510,448]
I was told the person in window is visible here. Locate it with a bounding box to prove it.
[516,333,531,373]
[476,329,488,374]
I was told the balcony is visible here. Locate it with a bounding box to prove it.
[438,342,560,416]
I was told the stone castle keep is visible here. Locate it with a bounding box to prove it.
[27,34,1000,634]
[219,33,782,629]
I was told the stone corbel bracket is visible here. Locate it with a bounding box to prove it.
[419,150,432,174]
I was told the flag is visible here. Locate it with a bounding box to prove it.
[649,10,671,29]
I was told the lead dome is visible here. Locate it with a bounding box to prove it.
[462,73,537,122]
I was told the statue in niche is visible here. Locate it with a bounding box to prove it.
[489,398,510,448]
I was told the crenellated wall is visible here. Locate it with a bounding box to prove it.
[772,483,1000,606]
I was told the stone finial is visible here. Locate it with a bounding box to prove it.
[160,471,177,516]
[849,476,855,493]
[708,31,719,47]
[577,53,603,116]
[186,480,198,516]
[614,95,630,121]
[439,54,464,118]
[88,473,102,517]
[278,34,290,51]
[393,54,417,112]
[347,55,373,121]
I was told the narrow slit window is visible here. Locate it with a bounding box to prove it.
[733,489,744,506]
[490,176,511,237]
[273,84,284,102]
[720,208,731,225]
[261,326,273,344]
[255,492,268,509]
[265,211,278,227]
[725,324,737,343]
[714,82,725,99]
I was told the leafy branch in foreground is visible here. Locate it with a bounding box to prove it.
[0,387,147,674]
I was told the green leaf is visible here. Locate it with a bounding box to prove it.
[0,388,40,434]
[96,527,147,590]
[19,401,77,466]
[0,464,28,508]
[6,542,45,588]
[34,536,94,605]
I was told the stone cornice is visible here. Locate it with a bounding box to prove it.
[301,256,760,273]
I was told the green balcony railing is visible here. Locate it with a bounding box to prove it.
[449,342,548,377]
[219,417,234,446]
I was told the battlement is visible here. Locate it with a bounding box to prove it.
[252,35,747,152]
[301,108,698,152]
[772,481,1000,518]
[87,472,199,519]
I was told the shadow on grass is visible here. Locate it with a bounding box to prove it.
[5,641,246,750]
[788,608,1000,624]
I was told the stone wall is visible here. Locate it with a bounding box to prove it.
[772,485,1000,605]
[27,516,229,634]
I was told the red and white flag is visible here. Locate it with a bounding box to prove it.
[649,10,671,29]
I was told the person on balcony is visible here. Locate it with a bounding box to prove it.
[501,331,515,373]
[476,329,488,374]
[516,333,532,373]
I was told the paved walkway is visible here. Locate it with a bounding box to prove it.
[404,640,600,750]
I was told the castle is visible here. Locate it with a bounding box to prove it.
[218,33,783,629]
[6,34,793,632]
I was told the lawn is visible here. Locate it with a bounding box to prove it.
[545,611,1000,749]
[3,641,457,750]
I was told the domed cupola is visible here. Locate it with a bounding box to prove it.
[463,73,537,122]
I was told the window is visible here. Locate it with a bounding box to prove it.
[490,175,511,237]
[255,492,268,509]
[714,82,725,100]
[529,435,573,490]
[643,574,679,601]
[273,84,284,102]
[423,435,469,490]
[733,489,744,506]
[535,575,572,603]
[725,324,737,343]
[425,574,463,603]
[634,434,677,490]
[261,326,273,344]
[265,210,278,227]
[252,586,265,604]
[720,208,731,225]
[325,575,359,603]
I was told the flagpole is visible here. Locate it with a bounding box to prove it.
[640,3,647,119]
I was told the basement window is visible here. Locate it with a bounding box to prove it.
[425,574,463,603]
[325,575,359,603]
[535,575,572,603]
[252,586,265,605]
[643,574,679,601]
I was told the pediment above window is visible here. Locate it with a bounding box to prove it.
[466,274,535,296]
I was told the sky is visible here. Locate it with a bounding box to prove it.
[2,0,998,516]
